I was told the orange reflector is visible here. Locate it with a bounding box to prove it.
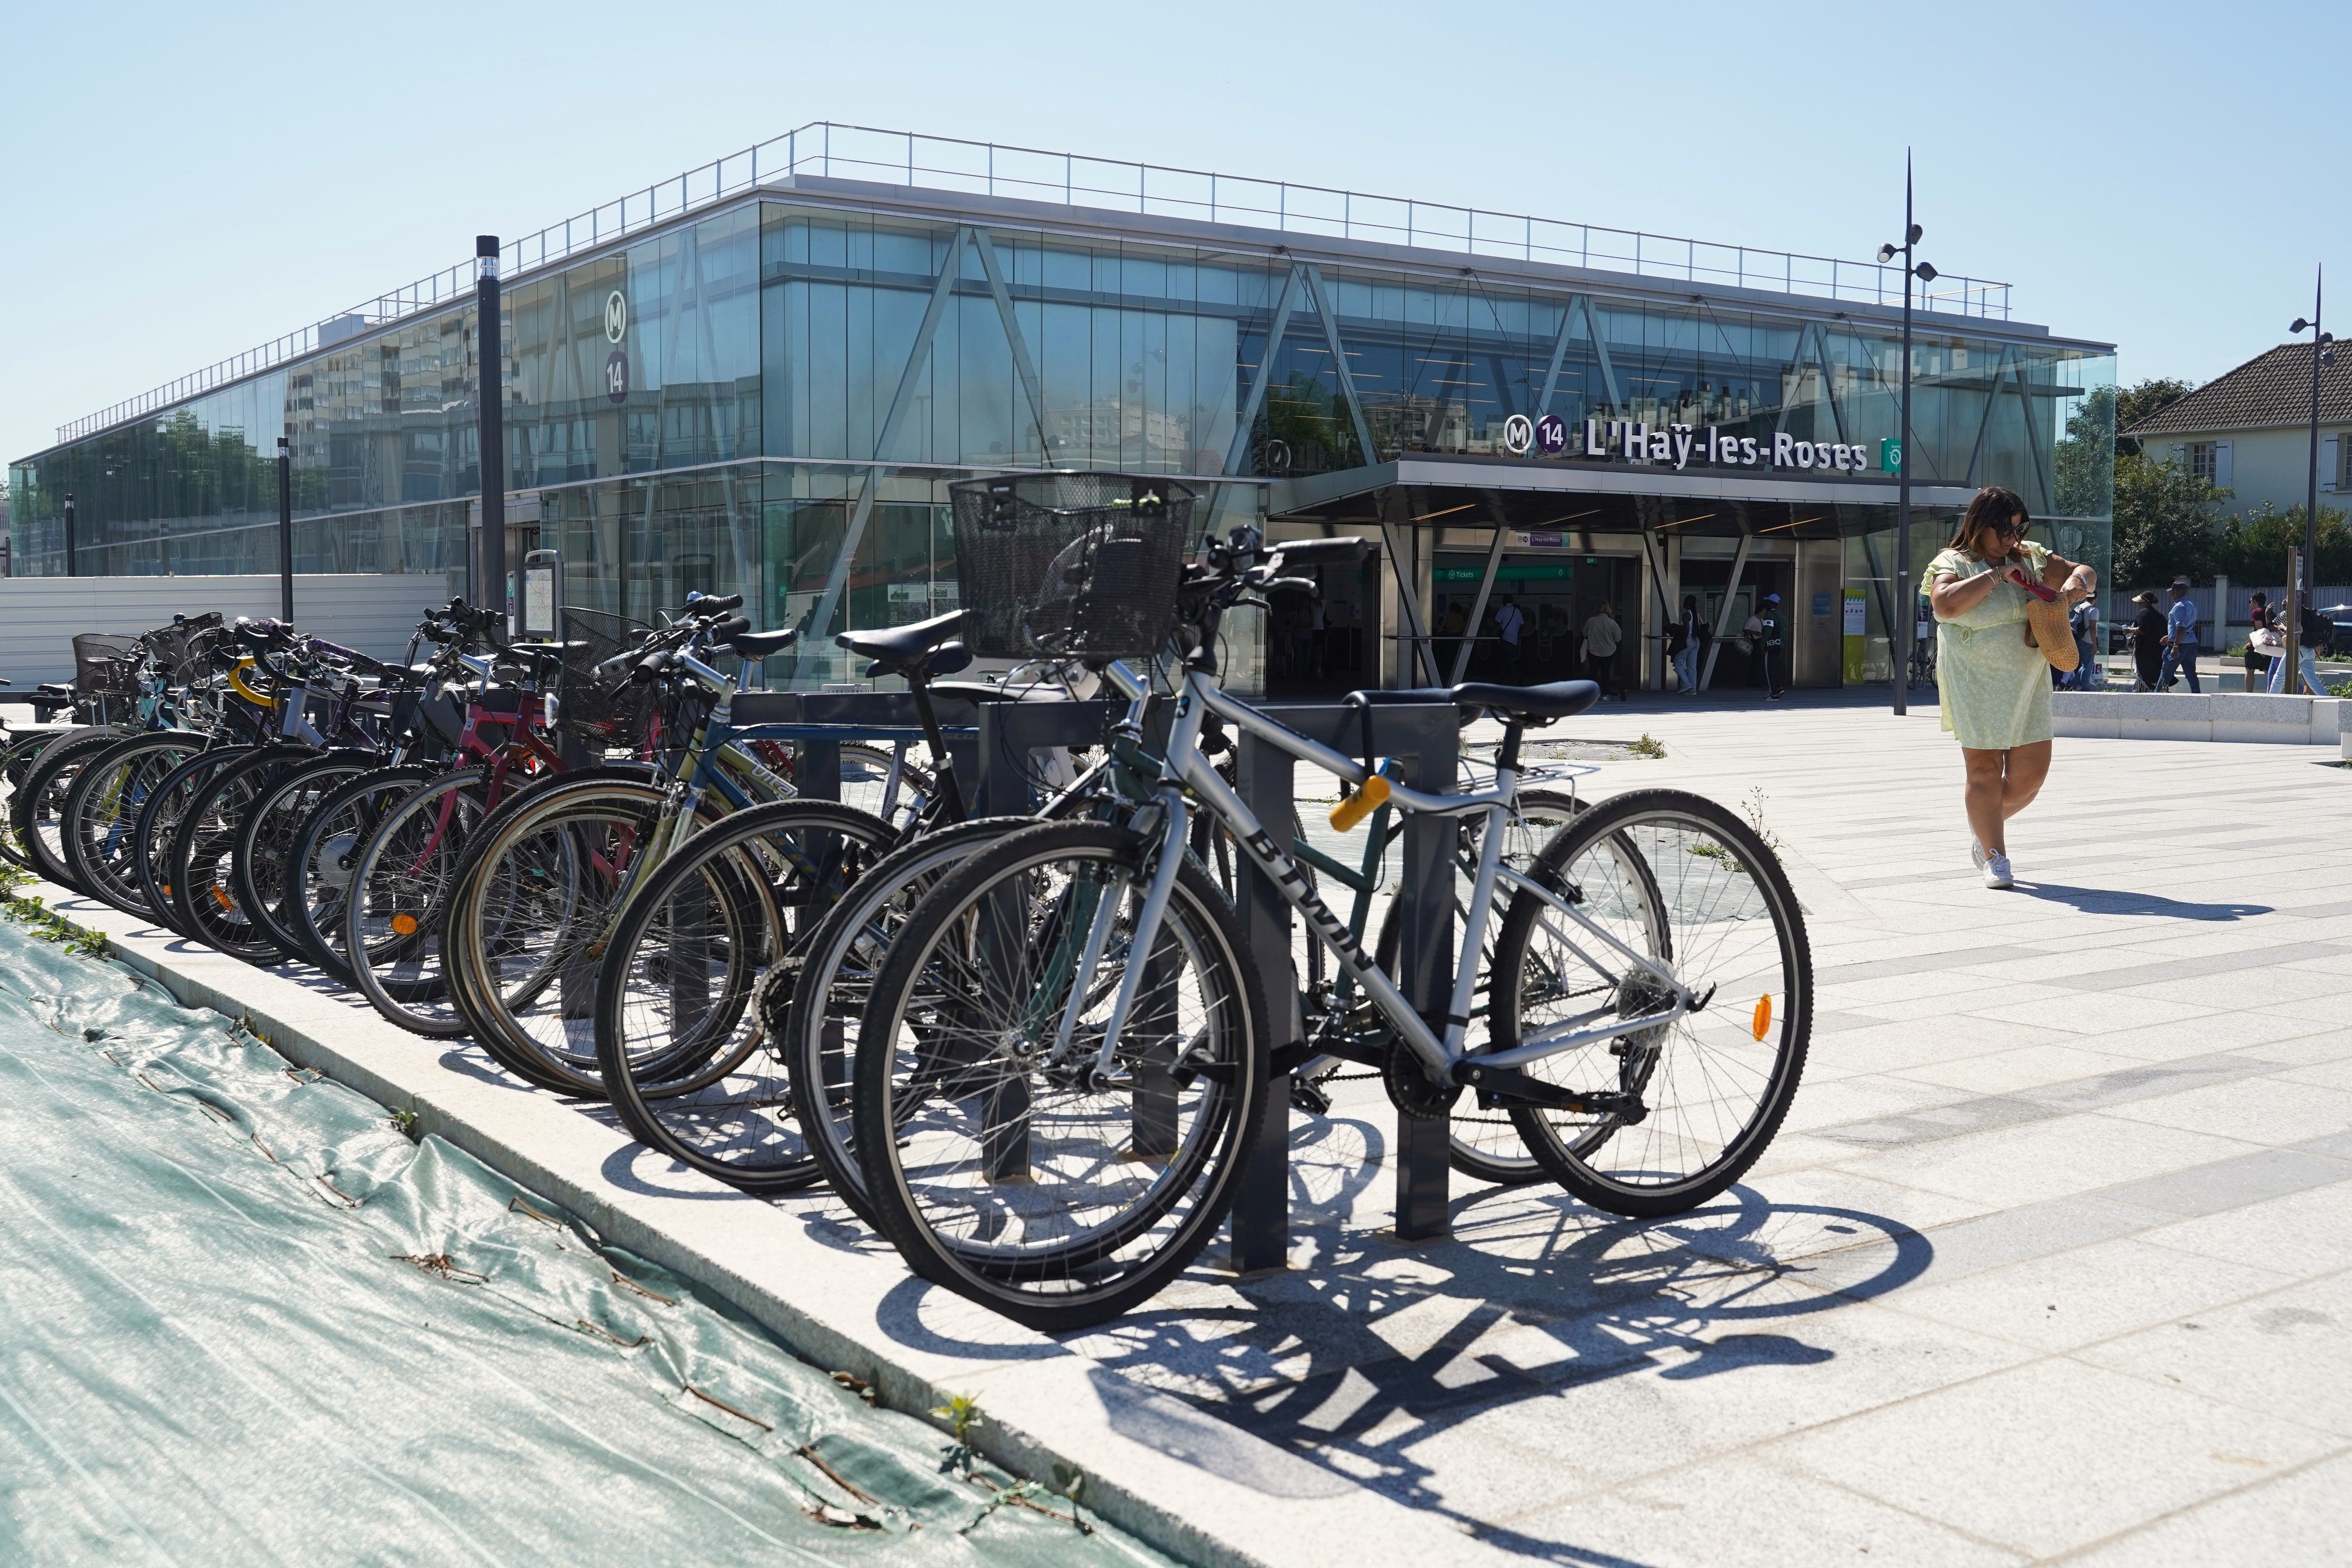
[210,885,236,911]
[390,914,419,936]
[1751,994,1773,1041]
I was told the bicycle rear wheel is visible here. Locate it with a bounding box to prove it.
[778,817,1040,1216]
[62,732,206,918]
[169,748,314,961]
[12,729,130,893]
[594,799,898,1167]
[232,753,378,961]
[280,764,439,984]
[1487,787,1810,1217]
[134,749,249,935]
[344,766,496,1036]
[854,820,1270,1330]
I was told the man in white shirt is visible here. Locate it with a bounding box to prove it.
[1581,602,1625,700]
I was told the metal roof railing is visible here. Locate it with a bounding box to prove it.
[53,121,2014,449]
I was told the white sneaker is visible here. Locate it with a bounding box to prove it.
[1971,841,1986,871]
[1983,853,2014,890]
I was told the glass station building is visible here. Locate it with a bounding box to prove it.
[9,125,2114,692]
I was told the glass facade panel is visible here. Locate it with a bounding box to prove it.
[12,183,2109,696]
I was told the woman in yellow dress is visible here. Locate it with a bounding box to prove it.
[1926,486,2098,889]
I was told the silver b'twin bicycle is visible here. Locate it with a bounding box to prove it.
[853,476,1812,1328]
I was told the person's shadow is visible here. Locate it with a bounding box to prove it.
[2017,882,2269,921]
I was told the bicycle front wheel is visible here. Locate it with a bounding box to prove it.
[855,820,1270,1330]
[1487,787,1810,1217]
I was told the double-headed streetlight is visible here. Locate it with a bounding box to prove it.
[2288,269,2336,685]
[1879,151,1939,717]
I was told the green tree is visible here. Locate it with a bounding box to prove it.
[2212,502,2352,586]
[2110,449,2226,589]
[2113,376,2195,457]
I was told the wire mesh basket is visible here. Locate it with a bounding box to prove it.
[948,473,1196,662]
[72,633,142,700]
[559,606,656,748]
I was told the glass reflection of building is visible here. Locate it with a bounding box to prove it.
[10,127,2114,691]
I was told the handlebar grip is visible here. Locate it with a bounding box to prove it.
[707,615,751,642]
[629,649,675,684]
[684,591,744,614]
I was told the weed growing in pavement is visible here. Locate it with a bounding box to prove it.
[1626,733,1667,759]
[0,863,107,954]
[1742,785,1785,863]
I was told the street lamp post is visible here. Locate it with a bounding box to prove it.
[475,234,508,643]
[1879,151,1939,718]
[2288,268,2336,690]
[277,434,294,623]
[62,492,76,578]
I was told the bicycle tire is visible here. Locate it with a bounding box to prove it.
[1,725,112,861]
[343,764,502,1035]
[280,763,441,984]
[61,731,208,918]
[442,780,677,1090]
[13,729,134,894]
[134,748,253,935]
[231,752,380,962]
[169,747,318,960]
[854,819,1271,1330]
[1487,787,1811,1217]
[594,798,903,1156]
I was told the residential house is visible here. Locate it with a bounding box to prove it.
[2124,342,2352,516]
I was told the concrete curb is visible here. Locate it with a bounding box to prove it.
[2053,691,2343,745]
[28,880,1513,1568]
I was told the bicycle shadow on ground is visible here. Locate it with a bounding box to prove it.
[1054,1115,1932,1557]
[2013,883,2271,921]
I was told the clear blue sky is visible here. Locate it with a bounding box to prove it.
[6,0,2347,465]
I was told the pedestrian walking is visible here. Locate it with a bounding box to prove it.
[2130,591,2166,691]
[1759,593,1788,698]
[1673,594,1707,695]
[1581,602,1625,700]
[2245,590,2277,692]
[1926,485,2098,890]
[2066,596,2099,688]
[2157,580,2201,692]
[1740,605,1766,688]
[2267,590,2332,695]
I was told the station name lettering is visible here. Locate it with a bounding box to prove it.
[1583,418,1872,475]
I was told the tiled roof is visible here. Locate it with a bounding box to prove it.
[2126,342,2352,437]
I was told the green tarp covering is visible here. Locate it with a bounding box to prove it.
[0,916,1174,1568]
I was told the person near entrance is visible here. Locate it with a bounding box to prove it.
[1673,594,1708,695]
[1926,485,2098,890]
[1435,599,1467,678]
[2158,579,2201,693]
[1758,594,1788,699]
[1581,602,1626,700]
[1494,595,1527,672]
[1741,603,1767,688]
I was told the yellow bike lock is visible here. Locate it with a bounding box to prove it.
[1329,759,1402,833]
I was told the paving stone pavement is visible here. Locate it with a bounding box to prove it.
[787,701,2352,1566]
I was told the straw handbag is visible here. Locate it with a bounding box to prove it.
[2016,560,2079,672]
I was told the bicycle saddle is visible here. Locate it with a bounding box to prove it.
[729,628,796,659]
[1343,679,1600,720]
[837,611,970,678]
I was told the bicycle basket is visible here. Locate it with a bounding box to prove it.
[558,606,656,747]
[72,633,142,700]
[948,472,1195,662]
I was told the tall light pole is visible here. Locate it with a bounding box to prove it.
[62,492,76,578]
[2290,268,2335,675]
[1879,151,1939,717]
[475,234,508,642]
[277,434,294,623]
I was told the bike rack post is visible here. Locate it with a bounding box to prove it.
[1224,700,1461,1266]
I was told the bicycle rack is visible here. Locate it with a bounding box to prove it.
[736,688,1462,1274]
